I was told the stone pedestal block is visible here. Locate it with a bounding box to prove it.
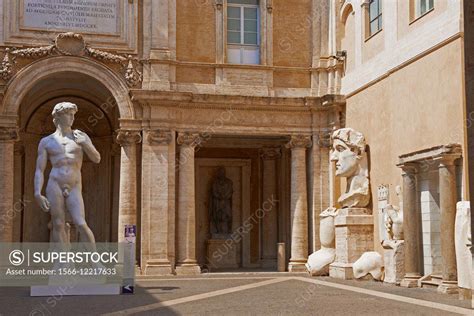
[382,241,405,284]
[206,239,239,270]
[329,208,374,280]
[144,259,173,275]
[175,265,201,275]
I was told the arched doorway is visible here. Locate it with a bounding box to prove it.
[1,56,135,244]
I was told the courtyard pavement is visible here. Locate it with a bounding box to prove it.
[0,272,472,315]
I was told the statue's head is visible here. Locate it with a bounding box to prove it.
[330,128,366,178]
[217,167,226,179]
[52,102,78,128]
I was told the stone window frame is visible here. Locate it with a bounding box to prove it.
[226,0,260,64]
[363,0,383,40]
[409,0,435,24]
[216,0,272,66]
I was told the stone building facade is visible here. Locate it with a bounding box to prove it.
[339,0,469,294]
[0,0,344,275]
[0,0,470,294]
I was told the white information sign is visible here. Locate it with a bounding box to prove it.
[22,0,119,34]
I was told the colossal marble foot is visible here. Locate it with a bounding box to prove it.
[353,251,384,280]
[306,248,336,276]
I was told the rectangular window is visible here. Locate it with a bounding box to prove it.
[415,0,434,18]
[227,0,260,64]
[368,0,382,36]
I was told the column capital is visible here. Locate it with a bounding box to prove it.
[435,154,461,168]
[145,129,172,145]
[315,130,332,148]
[260,147,282,160]
[116,129,142,147]
[177,132,202,148]
[397,162,418,175]
[215,0,223,10]
[285,135,312,149]
[0,127,19,142]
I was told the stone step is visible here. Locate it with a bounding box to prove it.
[431,274,443,281]
[421,280,441,288]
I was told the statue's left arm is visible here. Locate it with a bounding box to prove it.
[73,130,101,163]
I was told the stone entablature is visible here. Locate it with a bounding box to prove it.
[132,90,345,136]
[398,144,462,166]
[0,32,142,87]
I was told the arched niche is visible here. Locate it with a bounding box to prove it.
[9,61,128,243]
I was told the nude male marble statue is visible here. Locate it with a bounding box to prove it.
[34,102,101,245]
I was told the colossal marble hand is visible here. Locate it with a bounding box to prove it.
[330,128,370,208]
[34,102,101,245]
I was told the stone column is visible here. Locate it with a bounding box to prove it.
[176,132,201,275]
[141,130,173,275]
[0,127,18,242]
[437,157,459,294]
[260,147,281,268]
[310,132,331,252]
[400,164,422,288]
[13,142,24,242]
[286,135,312,272]
[116,130,141,242]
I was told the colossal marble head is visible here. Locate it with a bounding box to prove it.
[52,102,78,128]
[330,128,370,208]
[330,128,366,177]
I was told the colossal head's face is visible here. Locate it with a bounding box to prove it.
[52,102,78,128]
[330,138,359,177]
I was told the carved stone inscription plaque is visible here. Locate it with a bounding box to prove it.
[22,0,119,34]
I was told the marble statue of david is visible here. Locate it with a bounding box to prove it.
[34,102,100,245]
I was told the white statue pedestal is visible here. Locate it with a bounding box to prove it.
[382,240,405,284]
[206,239,239,270]
[329,208,374,280]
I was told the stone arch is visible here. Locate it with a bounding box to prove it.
[340,1,354,25]
[2,56,134,120]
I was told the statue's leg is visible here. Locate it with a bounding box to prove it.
[66,186,96,245]
[46,181,67,244]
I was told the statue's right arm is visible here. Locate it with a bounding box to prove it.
[34,139,50,212]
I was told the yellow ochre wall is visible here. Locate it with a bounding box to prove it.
[345,38,465,250]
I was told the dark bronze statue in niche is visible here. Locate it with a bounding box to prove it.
[209,167,233,237]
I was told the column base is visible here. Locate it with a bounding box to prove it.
[437,281,458,294]
[400,275,421,288]
[144,259,173,275]
[288,261,308,272]
[175,264,201,275]
[329,262,353,280]
[458,288,471,300]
